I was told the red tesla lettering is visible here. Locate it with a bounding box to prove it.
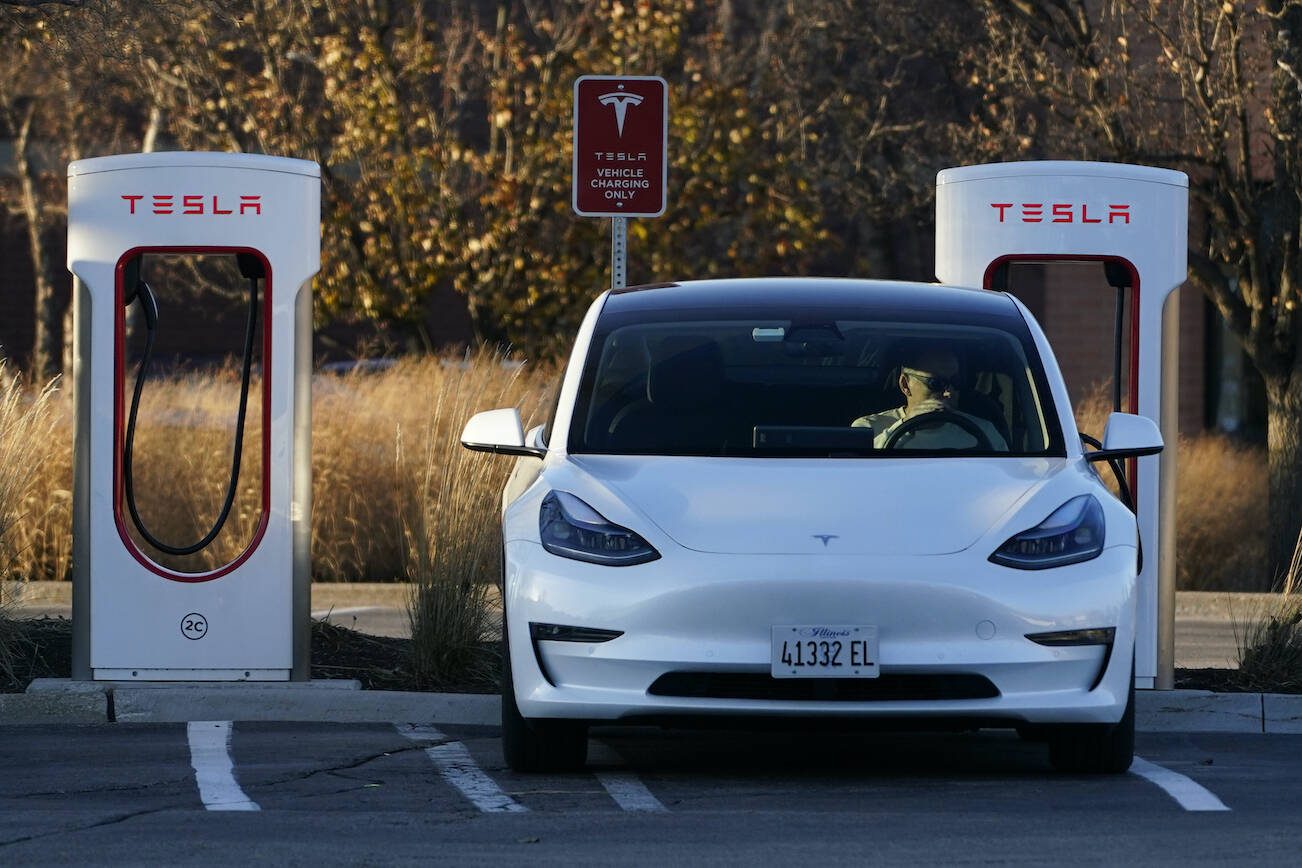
[991,201,1133,226]
[122,192,265,216]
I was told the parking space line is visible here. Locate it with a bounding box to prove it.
[588,740,669,812]
[187,721,260,811]
[595,772,669,812]
[397,724,527,813]
[1130,756,1230,812]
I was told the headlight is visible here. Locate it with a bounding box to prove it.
[989,494,1105,570]
[539,491,661,566]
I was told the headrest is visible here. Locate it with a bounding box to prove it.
[647,336,724,410]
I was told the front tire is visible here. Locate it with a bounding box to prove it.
[1047,671,1135,774]
[501,634,588,773]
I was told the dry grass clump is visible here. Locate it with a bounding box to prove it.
[0,364,60,680]
[1235,597,1302,692]
[397,351,551,689]
[2,374,71,583]
[1,351,552,587]
[1234,534,1302,688]
[1175,434,1268,590]
[1074,383,1269,591]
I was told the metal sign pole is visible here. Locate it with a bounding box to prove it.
[611,216,628,290]
[573,75,667,289]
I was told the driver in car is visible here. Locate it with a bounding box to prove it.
[852,346,1009,451]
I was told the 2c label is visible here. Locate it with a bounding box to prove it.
[181,613,208,640]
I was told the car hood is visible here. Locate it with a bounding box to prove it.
[567,455,1062,556]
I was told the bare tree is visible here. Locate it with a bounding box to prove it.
[0,0,156,378]
[968,0,1302,582]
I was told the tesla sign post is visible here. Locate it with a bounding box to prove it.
[573,75,668,289]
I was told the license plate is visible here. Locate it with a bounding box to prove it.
[771,625,879,678]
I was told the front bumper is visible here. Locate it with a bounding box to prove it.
[505,540,1137,726]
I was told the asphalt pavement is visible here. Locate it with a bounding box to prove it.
[5,584,1302,863]
[1,722,1299,865]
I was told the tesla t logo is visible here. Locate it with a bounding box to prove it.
[121,194,263,216]
[812,534,838,547]
[598,85,644,137]
[990,202,1130,224]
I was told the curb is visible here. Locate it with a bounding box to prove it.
[5,681,1300,732]
[0,689,109,725]
[12,679,498,727]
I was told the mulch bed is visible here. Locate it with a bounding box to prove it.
[1,617,498,695]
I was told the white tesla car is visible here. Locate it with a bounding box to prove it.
[462,278,1162,774]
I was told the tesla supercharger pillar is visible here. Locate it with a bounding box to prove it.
[935,161,1188,690]
[68,152,318,681]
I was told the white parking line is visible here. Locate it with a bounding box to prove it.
[1130,755,1230,812]
[187,721,260,811]
[596,772,670,812]
[397,724,527,813]
[588,740,669,812]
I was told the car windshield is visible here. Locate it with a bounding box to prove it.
[569,306,1065,458]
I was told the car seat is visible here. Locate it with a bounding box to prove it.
[606,336,729,452]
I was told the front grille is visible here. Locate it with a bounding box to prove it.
[647,671,1000,702]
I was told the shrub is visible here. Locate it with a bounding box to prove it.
[1235,595,1302,692]
[0,365,59,681]
[395,351,551,688]
[1074,383,1269,591]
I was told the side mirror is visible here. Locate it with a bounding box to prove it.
[461,408,546,457]
[1085,412,1163,462]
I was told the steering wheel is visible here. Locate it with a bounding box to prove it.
[882,408,995,451]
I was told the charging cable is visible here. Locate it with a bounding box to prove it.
[122,270,259,556]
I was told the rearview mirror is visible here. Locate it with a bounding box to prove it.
[460,408,546,457]
[1084,412,1163,462]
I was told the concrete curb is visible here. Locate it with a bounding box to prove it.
[5,681,1301,733]
[12,679,498,727]
[1262,693,1302,734]
[0,689,109,724]
[1136,690,1263,733]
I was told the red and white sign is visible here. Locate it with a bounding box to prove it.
[573,75,668,218]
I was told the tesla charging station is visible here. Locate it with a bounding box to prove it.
[68,152,318,681]
[935,161,1188,689]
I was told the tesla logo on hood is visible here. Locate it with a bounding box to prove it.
[812,534,838,547]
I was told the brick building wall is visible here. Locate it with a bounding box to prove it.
[1006,261,1205,434]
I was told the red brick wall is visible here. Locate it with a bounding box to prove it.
[1007,261,1204,433]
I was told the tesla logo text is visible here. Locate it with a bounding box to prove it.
[990,202,1130,224]
[812,534,838,547]
[121,194,263,216]
[598,85,644,137]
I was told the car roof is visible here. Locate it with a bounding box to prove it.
[605,277,1019,318]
